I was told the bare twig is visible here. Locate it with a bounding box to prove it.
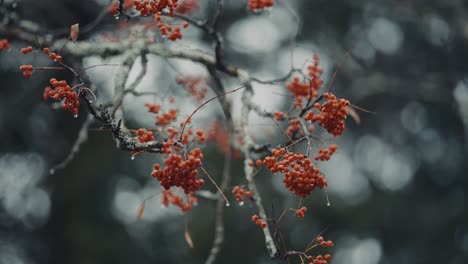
[49,114,94,174]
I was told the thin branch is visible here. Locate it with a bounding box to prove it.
[112,52,148,117]
[49,114,94,174]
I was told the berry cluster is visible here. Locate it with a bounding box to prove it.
[247,159,263,167]
[0,39,10,50]
[286,77,316,105]
[176,76,208,102]
[231,185,252,203]
[134,0,179,17]
[43,47,62,62]
[305,93,350,137]
[316,236,334,248]
[195,129,206,142]
[273,111,284,121]
[151,148,205,194]
[307,54,324,91]
[144,102,178,126]
[295,206,307,219]
[247,0,274,12]
[20,46,33,54]
[251,214,266,228]
[43,78,80,116]
[144,102,161,113]
[19,64,33,78]
[155,21,188,41]
[314,144,338,161]
[264,148,327,197]
[307,254,332,264]
[286,118,301,136]
[157,108,178,126]
[161,189,197,212]
[136,128,156,143]
[285,54,324,107]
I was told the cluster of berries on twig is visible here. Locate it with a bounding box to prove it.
[264,148,327,197]
[43,78,80,116]
[251,214,267,228]
[144,102,178,126]
[151,148,205,194]
[295,206,307,219]
[19,64,33,78]
[305,93,350,137]
[314,144,338,161]
[286,54,323,107]
[231,185,252,203]
[20,46,33,54]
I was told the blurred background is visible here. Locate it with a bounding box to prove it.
[1,0,468,263]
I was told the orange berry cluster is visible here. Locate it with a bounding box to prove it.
[170,126,206,145]
[247,159,263,167]
[156,108,178,126]
[136,128,156,142]
[144,102,178,126]
[286,77,316,104]
[155,20,189,41]
[285,54,323,107]
[286,118,301,136]
[316,236,334,248]
[134,0,179,17]
[19,64,33,78]
[247,0,274,12]
[195,129,206,142]
[43,47,62,62]
[176,76,208,102]
[314,144,338,161]
[43,78,80,116]
[307,253,332,264]
[20,46,33,54]
[307,54,324,91]
[161,189,197,212]
[264,148,327,197]
[295,206,307,219]
[144,102,161,113]
[0,39,10,50]
[231,185,252,203]
[273,111,284,121]
[304,93,350,137]
[251,214,266,228]
[151,148,205,194]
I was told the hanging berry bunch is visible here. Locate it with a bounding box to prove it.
[286,54,323,107]
[151,148,205,194]
[264,148,327,197]
[43,78,80,116]
[304,93,350,137]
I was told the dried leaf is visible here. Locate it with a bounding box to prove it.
[184,230,194,249]
[136,202,145,220]
[70,23,79,42]
[346,106,361,124]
